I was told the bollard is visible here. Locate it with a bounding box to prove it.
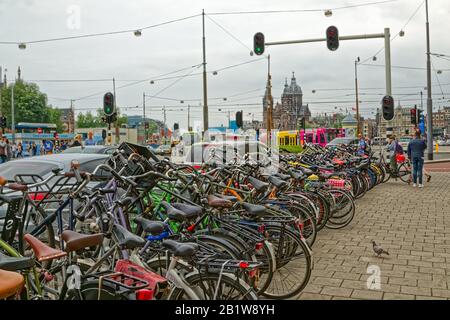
[436,142,439,153]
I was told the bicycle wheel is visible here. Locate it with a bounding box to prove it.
[64,279,128,300]
[168,272,258,300]
[262,224,312,299]
[326,190,355,229]
[398,163,412,184]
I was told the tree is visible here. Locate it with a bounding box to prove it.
[0,80,48,125]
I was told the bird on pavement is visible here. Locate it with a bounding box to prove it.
[372,240,389,257]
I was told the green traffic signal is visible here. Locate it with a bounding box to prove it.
[253,32,265,56]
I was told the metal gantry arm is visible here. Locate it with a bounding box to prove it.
[265,28,392,97]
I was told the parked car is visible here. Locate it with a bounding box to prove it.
[0,153,110,182]
[155,145,172,155]
[62,145,117,155]
[326,137,359,147]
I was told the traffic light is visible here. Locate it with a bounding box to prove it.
[326,26,339,51]
[417,109,424,124]
[103,92,114,116]
[236,111,243,128]
[253,32,265,56]
[144,122,149,129]
[381,95,394,121]
[0,116,6,128]
[410,107,417,125]
[102,129,107,140]
[174,123,179,131]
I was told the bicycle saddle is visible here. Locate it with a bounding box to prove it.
[274,173,291,181]
[24,234,67,262]
[112,224,145,250]
[61,230,104,253]
[161,239,199,258]
[241,202,268,218]
[207,195,233,209]
[133,217,166,235]
[246,176,269,193]
[0,252,34,272]
[288,169,304,180]
[268,176,288,189]
[0,269,24,299]
[161,201,202,221]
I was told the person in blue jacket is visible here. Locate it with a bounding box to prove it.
[407,131,427,188]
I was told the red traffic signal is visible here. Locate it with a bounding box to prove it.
[236,111,243,128]
[410,108,417,124]
[326,26,339,51]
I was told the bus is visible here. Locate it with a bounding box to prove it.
[2,122,74,155]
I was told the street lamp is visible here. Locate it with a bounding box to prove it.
[134,30,142,37]
[18,43,26,50]
[399,30,405,37]
[324,10,332,17]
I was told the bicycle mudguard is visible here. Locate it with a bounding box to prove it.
[114,259,168,298]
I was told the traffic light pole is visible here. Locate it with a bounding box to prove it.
[265,29,392,96]
[266,55,273,148]
[113,78,119,145]
[202,9,209,134]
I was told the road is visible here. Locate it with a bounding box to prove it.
[298,169,450,300]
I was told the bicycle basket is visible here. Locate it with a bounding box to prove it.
[326,178,346,189]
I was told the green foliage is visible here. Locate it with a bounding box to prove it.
[1,80,46,125]
[279,145,303,154]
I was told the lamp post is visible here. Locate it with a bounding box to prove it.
[425,0,433,160]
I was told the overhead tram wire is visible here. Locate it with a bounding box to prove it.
[207,0,399,15]
[0,14,201,46]
[360,0,425,64]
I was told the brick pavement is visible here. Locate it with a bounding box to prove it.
[298,172,450,300]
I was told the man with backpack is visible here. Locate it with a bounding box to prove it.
[407,131,427,188]
[357,134,367,156]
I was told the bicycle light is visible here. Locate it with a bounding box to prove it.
[135,289,153,300]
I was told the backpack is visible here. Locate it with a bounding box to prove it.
[395,142,404,154]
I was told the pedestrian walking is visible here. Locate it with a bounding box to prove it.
[17,142,23,158]
[407,131,427,188]
[5,139,12,161]
[0,137,7,164]
[31,142,37,156]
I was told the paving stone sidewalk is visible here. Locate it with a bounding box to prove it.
[298,173,450,300]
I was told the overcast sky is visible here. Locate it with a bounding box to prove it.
[1,0,449,129]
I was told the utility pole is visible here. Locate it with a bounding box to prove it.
[143,92,146,143]
[113,78,119,144]
[425,0,433,160]
[11,83,15,144]
[266,55,273,148]
[187,104,191,131]
[202,9,209,133]
[70,99,75,133]
[163,106,167,144]
[355,57,360,135]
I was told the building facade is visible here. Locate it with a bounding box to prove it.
[377,105,417,138]
[432,107,450,136]
[263,73,311,131]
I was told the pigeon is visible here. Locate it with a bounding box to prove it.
[372,240,389,257]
